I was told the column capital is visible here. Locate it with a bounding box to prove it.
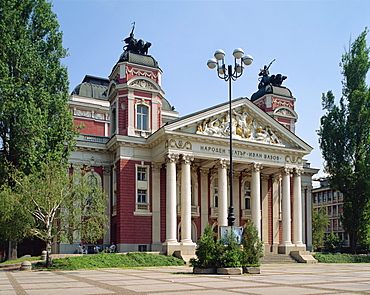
[261,174,270,181]
[200,167,209,175]
[216,158,227,169]
[191,164,199,174]
[233,171,241,179]
[251,162,263,172]
[152,162,163,172]
[273,173,280,183]
[102,166,111,175]
[293,167,304,177]
[181,154,194,165]
[280,166,292,176]
[164,153,179,164]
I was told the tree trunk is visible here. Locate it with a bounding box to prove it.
[349,233,357,254]
[45,242,52,268]
[8,240,17,260]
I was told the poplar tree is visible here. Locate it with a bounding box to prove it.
[318,28,370,253]
[0,0,76,258]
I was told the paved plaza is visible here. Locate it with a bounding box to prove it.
[1,263,370,295]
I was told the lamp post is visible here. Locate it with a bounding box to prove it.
[207,49,253,227]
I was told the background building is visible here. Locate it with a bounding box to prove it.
[312,178,349,247]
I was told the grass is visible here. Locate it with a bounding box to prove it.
[0,256,41,265]
[34,252,186,270]
[314,253,370,263]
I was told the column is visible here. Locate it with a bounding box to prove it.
[233,172,240,226]
[305,186,313,251]
[151,162,162,251]
[164,153,179,247]
[261,174,269,248]
[102,166,111,245]
[272,174,280,254]
[251,163,262,238]
[217,159,228,227]
[200,168,209,233]
[293,167,304,246]
[180,154,194,245]
[280,167,293,246]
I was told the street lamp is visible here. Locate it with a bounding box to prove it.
[207,48,253,227]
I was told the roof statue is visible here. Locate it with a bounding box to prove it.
[123,22,152,55]
[258,59,287,89]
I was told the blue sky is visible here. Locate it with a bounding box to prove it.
[52,0,369,177]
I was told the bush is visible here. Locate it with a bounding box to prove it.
[35,252,185,270]
[324,232,340,253]
[217,232,242,268]
[241,221,264,266]
[313,253,370,263]
[190,224,218,268]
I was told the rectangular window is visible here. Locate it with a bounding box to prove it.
[313,193,317,203]
[137,105,148,130]
[323,191,327,202]
[333,191,337,200]
[328,190,332,202]
[318,192,322,203]
[137,189,147,203]
[137,167,147,181]
[138,245,147,252]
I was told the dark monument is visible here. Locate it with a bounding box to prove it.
[123,22,151,55]
[258,59,287,89]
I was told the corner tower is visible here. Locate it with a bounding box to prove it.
[251,61,298,133]
[107,28,177,138]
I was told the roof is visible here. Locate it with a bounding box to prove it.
[71,75,109,100]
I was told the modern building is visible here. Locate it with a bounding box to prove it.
[312,178,349,246]
[64,31,319,257]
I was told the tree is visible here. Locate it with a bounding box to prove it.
[189,224,218,269]
[0,0,77,258]
[318,28,370,253]
[241,221,264,266]
[0,163,108,267]
[312,208,329,251]
[324,232,340,253]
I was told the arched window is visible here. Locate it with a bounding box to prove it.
[213,177,219,207]
[137,105,148,130]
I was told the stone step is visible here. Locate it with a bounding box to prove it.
[260,254,298,264]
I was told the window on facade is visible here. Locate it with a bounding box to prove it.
[213,178,218,207]
[333,191,337,200]
[313,193,317,203]
[318,192,322,203]
[243,181,251,209]
[138,245,147,252]
[85,174,99,209]
[328,206,332,215]
[137,189,147,203]
[333,205,337,215]
[137,105,148,130]
[323,191,327,202]
[137,167,147,181]
[111,105,117,135]
[328,190,332,202]
[338,192,342,200]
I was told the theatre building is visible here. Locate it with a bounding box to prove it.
[66,33,318,256]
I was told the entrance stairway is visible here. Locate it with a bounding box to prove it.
[259,254,298,264]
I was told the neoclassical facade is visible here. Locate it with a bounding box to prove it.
[66,39,318,256]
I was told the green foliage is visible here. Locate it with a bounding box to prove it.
[0,256,41,265]
[190,224,218,268]
[241,221,264,266]
[35,252,185,270]
[313,253,370,263]
[312,208,329,251]
[217,231,242,268]
[0,0,77,253]
[324,232,341,253]
[318,28,370,253]
[1,162,108,267]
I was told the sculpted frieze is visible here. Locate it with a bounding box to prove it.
[195,106,282,145]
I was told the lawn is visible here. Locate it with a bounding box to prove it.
[34,252,186,270]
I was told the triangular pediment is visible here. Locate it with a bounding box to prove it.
[163,97,312,152]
